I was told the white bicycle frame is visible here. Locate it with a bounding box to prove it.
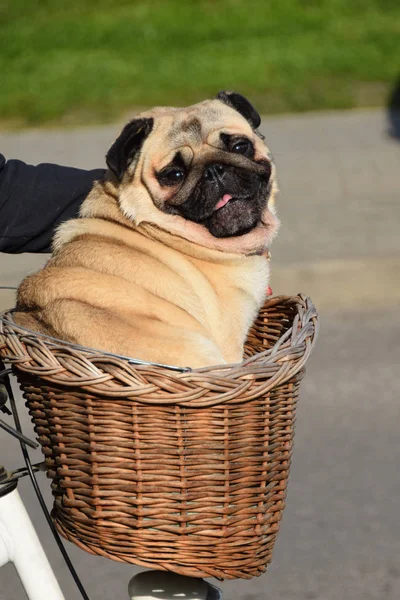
[0,481,66,600]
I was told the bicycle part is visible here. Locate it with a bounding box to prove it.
[128,570,223,600]
[0,367,13,401]
[6,372,91,600]
[0,480,66,600]
[0,417,39,448]
[0,367,38,446]
[0,463,45,485]
[0,382,11,415]
[0,368,12,416]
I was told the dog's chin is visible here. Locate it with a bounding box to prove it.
[201,198,261,238]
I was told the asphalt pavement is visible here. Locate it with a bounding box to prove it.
[0,108,399,600]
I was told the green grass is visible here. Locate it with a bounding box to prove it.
[0,0,399,128]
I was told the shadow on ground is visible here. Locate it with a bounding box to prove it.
[388,75,400,140]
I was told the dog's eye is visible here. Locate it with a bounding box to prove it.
[232,139,254,156]
[157,168,185,186]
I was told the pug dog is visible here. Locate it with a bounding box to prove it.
[15,92,280,368]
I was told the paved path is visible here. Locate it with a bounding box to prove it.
[0,109,399,599]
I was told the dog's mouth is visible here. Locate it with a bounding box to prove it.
[214,193,233,211]
[201,191,259,219]
[199,192,264,238]
[168,189,268,238]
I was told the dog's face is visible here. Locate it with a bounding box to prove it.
[105,91,279,253]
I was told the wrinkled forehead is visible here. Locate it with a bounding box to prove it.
[138,99,268,168]
[142,99,255,141]
[172,103,254,143]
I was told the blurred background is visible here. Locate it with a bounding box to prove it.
[0,0,399,127]
[0,1,399,599]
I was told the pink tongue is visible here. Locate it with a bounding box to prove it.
[215,194,232,210]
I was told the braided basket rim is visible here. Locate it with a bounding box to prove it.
[0,294,318,407]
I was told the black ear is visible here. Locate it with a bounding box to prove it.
[216,91,261,129]
[106,117,154,180]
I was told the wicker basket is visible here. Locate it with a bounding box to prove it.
[0,295,318,580]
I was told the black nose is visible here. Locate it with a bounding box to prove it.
[205,163,225,180]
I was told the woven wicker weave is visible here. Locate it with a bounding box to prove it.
[0,295,318,580]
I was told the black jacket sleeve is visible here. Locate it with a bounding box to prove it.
[0,153,105,253]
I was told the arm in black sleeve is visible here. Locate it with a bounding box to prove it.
[0,153,105,253]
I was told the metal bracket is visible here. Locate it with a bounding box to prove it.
[0,367,38,448]
[0,463,46,485]
[0,369,12,415]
